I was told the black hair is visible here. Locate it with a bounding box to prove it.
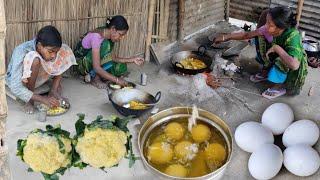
[269,6,297,29]
[105,15,129,31]
[36,25,62,47]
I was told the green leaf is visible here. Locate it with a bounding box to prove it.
[27,167,34,172]
[42,173,59,180]
[55,167,67,176]
[54,135,66,154]
[125,135,136,168]
[16,139,27,160]
[75,114,86,136]
[71,145,88,169]
[114,116,133,132]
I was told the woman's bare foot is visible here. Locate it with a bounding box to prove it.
[91,76,107,89]
[23,102,35,114]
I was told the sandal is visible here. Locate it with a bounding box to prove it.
[250,73,268,83]
[262,88,286,99]
[307,57,320,68]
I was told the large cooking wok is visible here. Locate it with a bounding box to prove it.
[171,46,213,75]
[108,88,161,117]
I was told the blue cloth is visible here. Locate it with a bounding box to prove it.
[268,65,287,84]
[6,40,37,102]
[89,61,113,78]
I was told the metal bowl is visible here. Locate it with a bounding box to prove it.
[108,88,161,117]
[138,107,233,180]
[171,49,213,75]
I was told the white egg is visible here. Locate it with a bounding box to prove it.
[261,103,294,135]
[235,121,274,153]
[248,144,283,180]
[284,145,320,176]
[283,119,319,147]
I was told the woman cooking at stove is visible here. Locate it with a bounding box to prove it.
[213,6,307,99]
[74,15,144,89]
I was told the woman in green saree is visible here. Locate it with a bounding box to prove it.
[213,6,307,99]
[74,15,144,89]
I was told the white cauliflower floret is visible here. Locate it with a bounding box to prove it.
[23,133,72,174]
[75,128,127,168]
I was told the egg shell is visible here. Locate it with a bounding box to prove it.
[235,121,274,153]
[248,144,283,180]
[282,119,319,147]
[261,103,294,135]
[284,145,320,176]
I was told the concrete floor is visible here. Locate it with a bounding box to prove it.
[5,23,320,180]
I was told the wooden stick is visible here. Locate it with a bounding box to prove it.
[296,0,304,28]
[225,0,230,21]
[0,0,7,118]
[145,0,156,62]
[163,0,170,40]
[178,0,185,41]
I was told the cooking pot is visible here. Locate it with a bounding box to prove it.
[107,88,161,117]
[171,46,213,75]
[138,107,233,180]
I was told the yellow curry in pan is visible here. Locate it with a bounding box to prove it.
[178,58,207,70]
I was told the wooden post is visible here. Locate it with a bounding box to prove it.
[0,0,10,179]
[225,0,230,21]
[145,0,156,62]
[178,0,185,41]
[296,0,304,28]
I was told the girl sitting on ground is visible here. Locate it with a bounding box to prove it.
[6,25,76,113]
[74,15,144,89]
[213,6,307,99]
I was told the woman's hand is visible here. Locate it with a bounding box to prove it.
[266,45,279,60]
[131,57,144,66]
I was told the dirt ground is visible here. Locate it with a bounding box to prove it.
[4,21,320,180]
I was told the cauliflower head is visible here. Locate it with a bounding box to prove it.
[76,128,127,168]
[23,133,71,174]
[73,114,135,169]
[17,125,72,178]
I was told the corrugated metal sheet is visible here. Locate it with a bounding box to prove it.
[271,0,320,39]
[230,0,270,22]
[168,0,227,41]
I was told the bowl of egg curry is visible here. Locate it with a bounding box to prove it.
[138,107,233,180]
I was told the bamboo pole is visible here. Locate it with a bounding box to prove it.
[163,0,170,40]
[0,0,10,178]
[296,0,304,28]
[225,0,230,21]
[178,0,185,41]
[145,0,156,62]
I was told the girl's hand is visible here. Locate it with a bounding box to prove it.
[131,57,144,66]
[116,77,128,86]
[42,96,60,108]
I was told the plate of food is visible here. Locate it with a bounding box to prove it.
[108,81,136,90]
[38,100,70,116]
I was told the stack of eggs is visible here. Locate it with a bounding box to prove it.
[235,103,320,179]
